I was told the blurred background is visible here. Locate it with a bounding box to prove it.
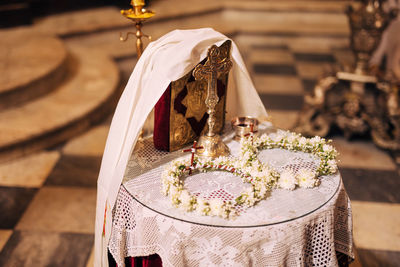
[0,0,399,266]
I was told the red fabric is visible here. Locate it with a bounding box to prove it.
[143,255,163,267]
[123,255,162,267]
[153,86,171,151]
[129,257,135,267]
[108,252,162,267]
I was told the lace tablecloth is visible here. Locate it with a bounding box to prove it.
[109,126,353,266]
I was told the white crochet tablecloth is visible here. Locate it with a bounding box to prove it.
[109,125,353,267]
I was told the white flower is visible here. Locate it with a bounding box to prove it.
[269,132,280,142]
[243,186,254,196]
[298,136,307,146]
[259,134,268,143]
[323,144,334,153]
[179,190,193,211]
[310,136,322,145]
[278,169,297,190]
[287,133,297,143]
[196,198,210,215]
[254,182,268,197]
[170,187,182,206]
[164,173,176,184]
[243,150,252,161]
[169,185,180,196]
[297,168,318,188]
[161,181,170,195]
[214,156,228,165]
[231,159,241,169]
[237,187,256,207]
[240,137,251,146]
[327,159,337,173]
[276,131,286,140]
[209,198,224,217]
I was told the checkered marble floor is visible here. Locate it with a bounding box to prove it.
[1,19,400,267]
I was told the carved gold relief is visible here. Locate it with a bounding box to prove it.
[168,41,231,152]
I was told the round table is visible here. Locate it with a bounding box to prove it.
[109,126,354,267]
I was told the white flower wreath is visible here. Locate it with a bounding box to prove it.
[161,130,338,219]
[240,130,338,191]
[161,156,278,219]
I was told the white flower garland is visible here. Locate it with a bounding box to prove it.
[240,130,338,191]
[161,156,278,219]
[161,130,338,219]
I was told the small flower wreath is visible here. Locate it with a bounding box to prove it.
[161,156,278,219]
[240,130,338,191]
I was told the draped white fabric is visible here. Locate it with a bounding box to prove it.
[95,28,268,266]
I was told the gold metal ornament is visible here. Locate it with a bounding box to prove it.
[120,0,154,140]
[295,0,400,151]
[347,0,390,76]
[120,0,154,58]
[193,44,233,158]
[158,41,231,152]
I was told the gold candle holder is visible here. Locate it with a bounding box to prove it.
[231,117,259,141]
[120,0,155,58]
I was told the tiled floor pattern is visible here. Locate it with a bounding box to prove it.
[1,11,400,267]
[0,57,134,267]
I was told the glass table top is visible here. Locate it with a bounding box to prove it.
[122,124,341,228]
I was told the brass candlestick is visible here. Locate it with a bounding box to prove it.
[193,45,232,159]
[120,0,155,58]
